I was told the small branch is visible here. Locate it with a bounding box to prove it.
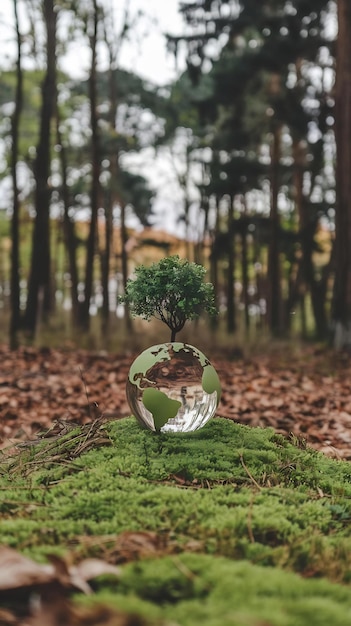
[171,556,197,581]
[239,453,262,491]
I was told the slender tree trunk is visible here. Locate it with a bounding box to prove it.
[184,195,192,260]
[100,59,117,332]
[120,202,132,330]
[56,114,79,325]
[194,181,208,266]
[226,196,236,334]
[241,198,250,333]
[100,53,117,332]
[267,123,282,335]
[9,0,23,349]
[80,0,100,331]
[209,245,219,330]
[286,138,306,331]
[241,228,249,332]
[331,0,351,348]
[24,0,56,335]
[209,195,220,331]
[101,191,112,331]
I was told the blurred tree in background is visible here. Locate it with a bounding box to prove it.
[331,0,351,348]
[0,0,349,350]
[169,0,336,340]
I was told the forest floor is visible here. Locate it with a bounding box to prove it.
[1,343,351,459]
[2,343,351,625]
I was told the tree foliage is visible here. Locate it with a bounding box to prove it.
[120,255,217,341]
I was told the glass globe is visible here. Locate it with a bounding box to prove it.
[126,342,221,433]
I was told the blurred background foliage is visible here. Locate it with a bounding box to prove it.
[0,0,350,352]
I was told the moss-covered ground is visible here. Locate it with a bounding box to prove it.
[2,417,351,624]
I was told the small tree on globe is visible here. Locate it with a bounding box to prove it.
[120,255,217,341]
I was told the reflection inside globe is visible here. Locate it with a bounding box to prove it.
[126,343,221,433]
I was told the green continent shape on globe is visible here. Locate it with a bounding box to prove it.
[128,343,218,392]
[202,365,221,406]
[129,344,173,390]
[142,388,181,431]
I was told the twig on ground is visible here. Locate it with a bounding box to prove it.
[239,453,262,491]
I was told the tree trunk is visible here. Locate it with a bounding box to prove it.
[241,198,250,333]
[267,124,282,335]
[286,138,306,333]
[226,196,236,334]
[100,192,112,331]
[80,0,100,331]
[24,0,56,335]
[209,195,220,331]
[331,0,351,348]
[56,114,79,325]
[9,0,23,349]
[120,203,132,330]
[100,51,118,333]
[100,53,117,333]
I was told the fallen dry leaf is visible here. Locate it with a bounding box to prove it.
[0,546,120,594]
[0,547,123,625]
[0,547,55,590]
[0,608,17,625]
[76,530,174,564]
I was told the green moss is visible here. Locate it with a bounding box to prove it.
[80,554,351,626]
[2,417,351,622]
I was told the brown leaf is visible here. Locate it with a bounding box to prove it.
[0,608,18,625]
[73,558,121,584]
[0,546,55,590]
[110,531,168,563]
[0,547,120,595]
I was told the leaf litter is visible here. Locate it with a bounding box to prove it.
[0,344,350,458]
